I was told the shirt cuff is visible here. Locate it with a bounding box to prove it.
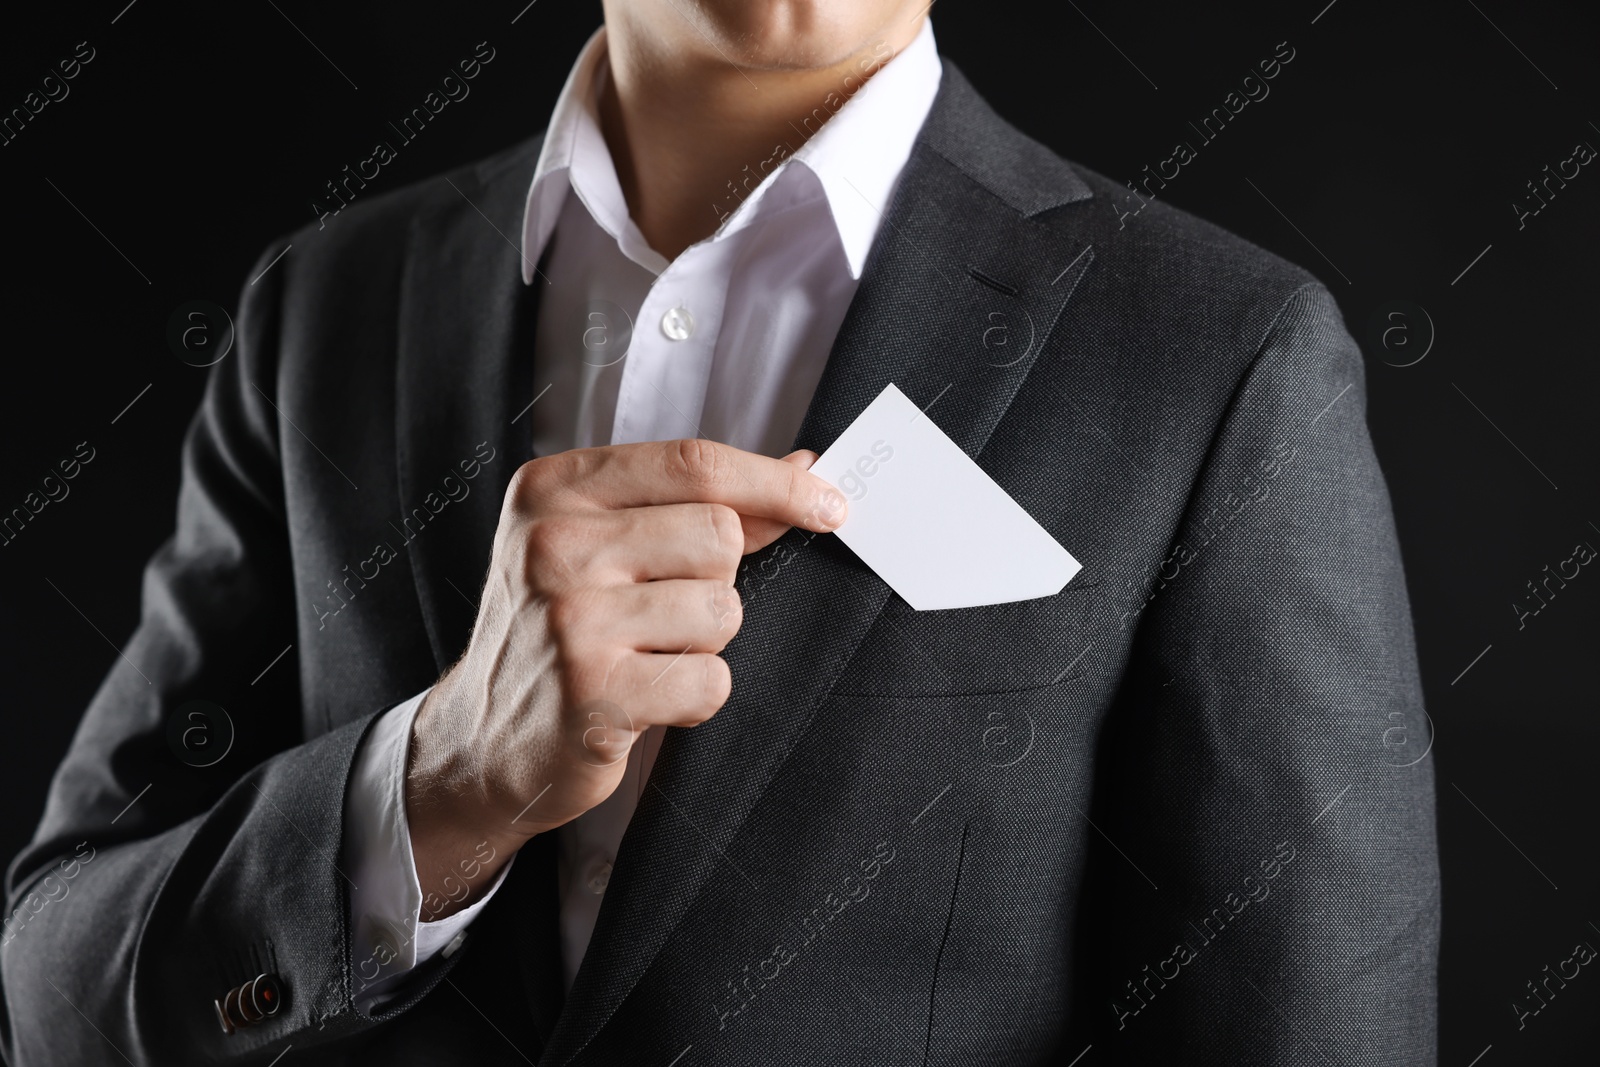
[343,687,515,1014]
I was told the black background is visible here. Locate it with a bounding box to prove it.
[1,1,1595,1062]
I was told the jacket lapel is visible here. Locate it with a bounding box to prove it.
[541,63,1096,1064]
[395,139,545,674]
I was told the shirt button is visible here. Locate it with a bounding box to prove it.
[586,860,613,895]
[660,305,695,341]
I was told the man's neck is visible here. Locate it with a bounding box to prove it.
[597,18,925,262]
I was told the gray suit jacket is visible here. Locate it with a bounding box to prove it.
[0,63,1438,1065]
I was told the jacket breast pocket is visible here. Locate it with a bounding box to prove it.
[830,574,1104,698]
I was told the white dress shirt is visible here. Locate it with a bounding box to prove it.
[342,18,941,1012]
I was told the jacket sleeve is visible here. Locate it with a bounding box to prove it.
[0,241,460,1065]
[1081,282,1440,1064]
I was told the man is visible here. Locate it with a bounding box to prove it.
[0,0,1439,1063]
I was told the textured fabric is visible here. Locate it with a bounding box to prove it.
[0,58,1438,1067]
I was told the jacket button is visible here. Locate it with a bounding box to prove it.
[215,973,284,1034]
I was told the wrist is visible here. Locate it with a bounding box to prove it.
[407,677,531,832]
[405,686,532,922]
[412,829,514,923]
[406,784,529,922]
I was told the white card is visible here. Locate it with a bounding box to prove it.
[811,383,1081,611]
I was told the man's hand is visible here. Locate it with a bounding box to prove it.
[403,439,846,920]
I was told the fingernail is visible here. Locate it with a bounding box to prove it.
[818,491,846,526]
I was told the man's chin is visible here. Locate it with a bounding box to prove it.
[676,0,903,73]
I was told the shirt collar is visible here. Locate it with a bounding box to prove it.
[520,19,941,283]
